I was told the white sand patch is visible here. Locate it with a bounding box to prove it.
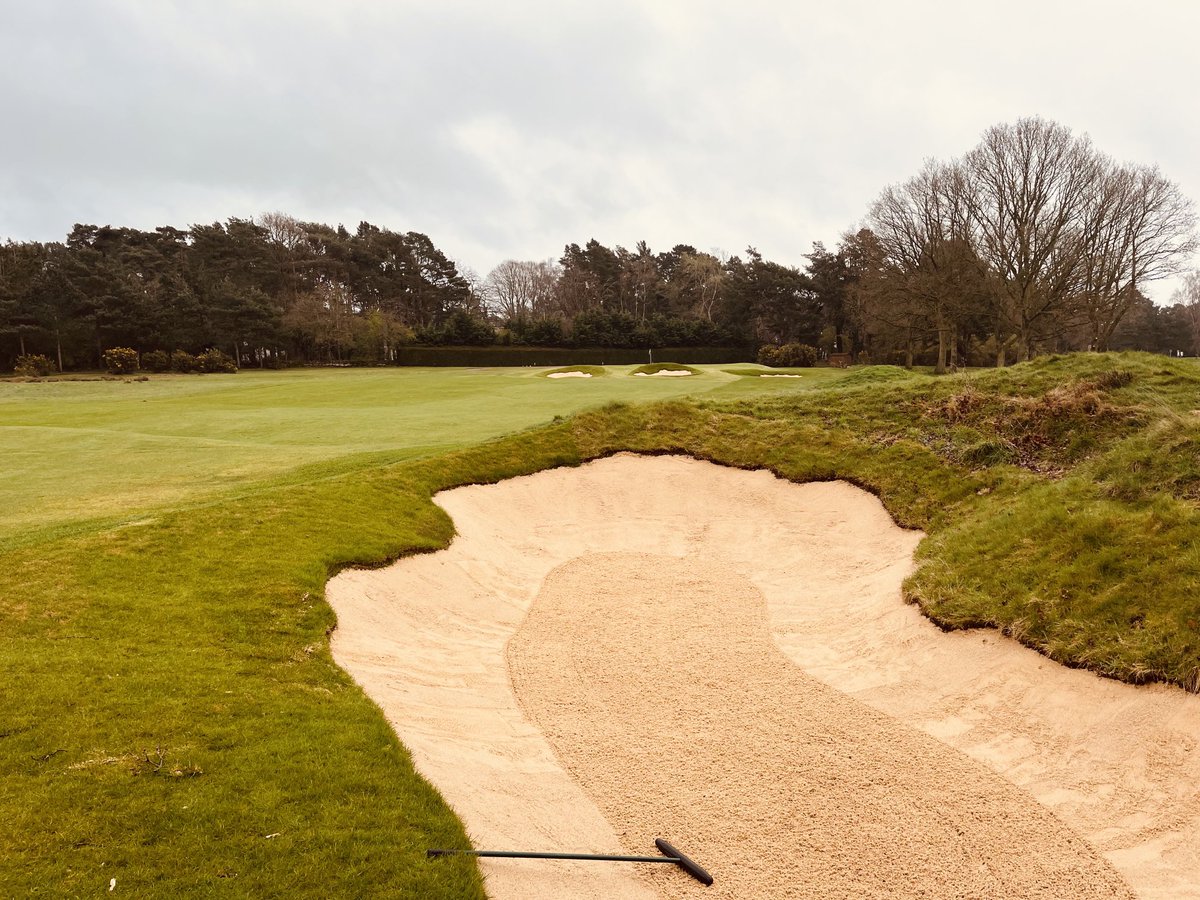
[760,373,803,378]
[546,371,592,378]
[328,455,1200,899]
[633,369,693,377]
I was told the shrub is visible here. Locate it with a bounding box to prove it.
[757,343,818,367]
[196,348,238,373]
[102,347,140,375]
[170,350,198,373]
[417,310,496,346]
[141,350,171,373]
[570,309,640,348]
[13,354,55,377]
[526,318,565,346]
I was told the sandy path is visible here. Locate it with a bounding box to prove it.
[327,454,1200,898]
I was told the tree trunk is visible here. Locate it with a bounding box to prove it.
[1097,315,1122,353]
[934,308,948,375]
[950,329,959,371]
[19,333,26,357]
[56,331,64,373]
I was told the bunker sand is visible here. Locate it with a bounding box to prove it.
[328,455,1200,898]
[511,552,1127,898]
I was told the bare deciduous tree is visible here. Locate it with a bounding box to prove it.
[964,117,1099,360]
[1174,270,1200,355]
[858,117,1197,366]
[258,211,307,301]
[1077,163,1198,350]
[673,251,726,322]
[480,259,562,321]
[867,160,993,372]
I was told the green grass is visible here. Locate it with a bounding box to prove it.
[3,352,1199,895]
[0,365,834,551]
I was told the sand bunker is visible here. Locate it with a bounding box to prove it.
[547,371,593,379]
[634,369,692,377]
[760,373,803,378]
[328,455,1200,899]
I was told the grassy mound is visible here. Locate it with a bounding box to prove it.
[694,352,1200,688]
[541,365,605,377]
[630,363,699,376]
[3,351,1198,894]
[722,366,810,376]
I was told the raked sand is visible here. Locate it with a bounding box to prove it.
[327,454,1200,899]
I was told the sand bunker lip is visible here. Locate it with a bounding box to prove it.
[633,369,692,377]
[546,371,592,378]
[759,373,803,378]
[328,455,1200,899]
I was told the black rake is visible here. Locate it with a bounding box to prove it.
[427,837,713,885]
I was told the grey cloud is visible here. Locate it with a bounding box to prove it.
[2,0,1197,301]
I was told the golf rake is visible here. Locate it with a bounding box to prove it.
[427,836,713,886]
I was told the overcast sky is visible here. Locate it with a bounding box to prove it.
[2,0,1198,301]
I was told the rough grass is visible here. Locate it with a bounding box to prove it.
[3,351,1199,895]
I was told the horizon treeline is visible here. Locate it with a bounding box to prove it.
[1,117,1198,373]
[0,215,822,371]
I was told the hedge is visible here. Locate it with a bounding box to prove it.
[390,345,755,367]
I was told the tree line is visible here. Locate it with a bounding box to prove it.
[0,216,831,371]
[0,216,473,371]
[1,117,1197,373]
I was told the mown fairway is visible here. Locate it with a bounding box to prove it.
[2,354,1198,897]
[0,365,846,550]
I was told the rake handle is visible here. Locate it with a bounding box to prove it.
[427,838,714,885]
[428,849,677,863]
